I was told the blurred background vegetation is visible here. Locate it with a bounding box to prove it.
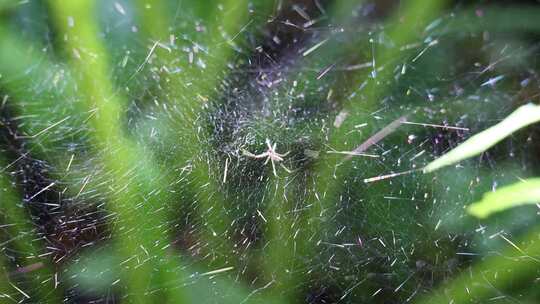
[0,0,539,303]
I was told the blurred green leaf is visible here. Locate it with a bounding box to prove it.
[66,250,117,294]
[416,225,540,304]
[0,157,62,302]
[0,0,16,11]
[424,103,540,173]
[467,178,540,219]
[47,0,189,301]
[450,6,540,34]
[132,0,276,270]
[307,0,448,247]
[67,248,283,304]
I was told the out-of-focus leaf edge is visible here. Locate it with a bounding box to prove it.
[424,103,540,173]
[467,178,540,218]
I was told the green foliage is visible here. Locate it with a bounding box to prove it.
[467,178,540,219]
[424,102,540,219]
[1,0,539,303]
[425,103,540,173]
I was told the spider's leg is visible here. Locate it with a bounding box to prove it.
[264,157,270,165]
[271,159,278,177]
[280,151,291,157]
[244,150,267,159]
[254,153,269,159]
[280,163,292,173]
[242,150,257,157]
[265,139,273,150]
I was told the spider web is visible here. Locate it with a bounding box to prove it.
[1,1,539,303]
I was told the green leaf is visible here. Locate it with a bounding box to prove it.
[467,178,540,219]
[0,0,16,11]
[424,103,540,173]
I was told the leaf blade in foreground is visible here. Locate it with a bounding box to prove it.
[467,178,540,218]
[424,103,540,173]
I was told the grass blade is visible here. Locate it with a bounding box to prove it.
[467,178,540,218]
[424,103,540,173]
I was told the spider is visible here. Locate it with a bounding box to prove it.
[243,138,291,177]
